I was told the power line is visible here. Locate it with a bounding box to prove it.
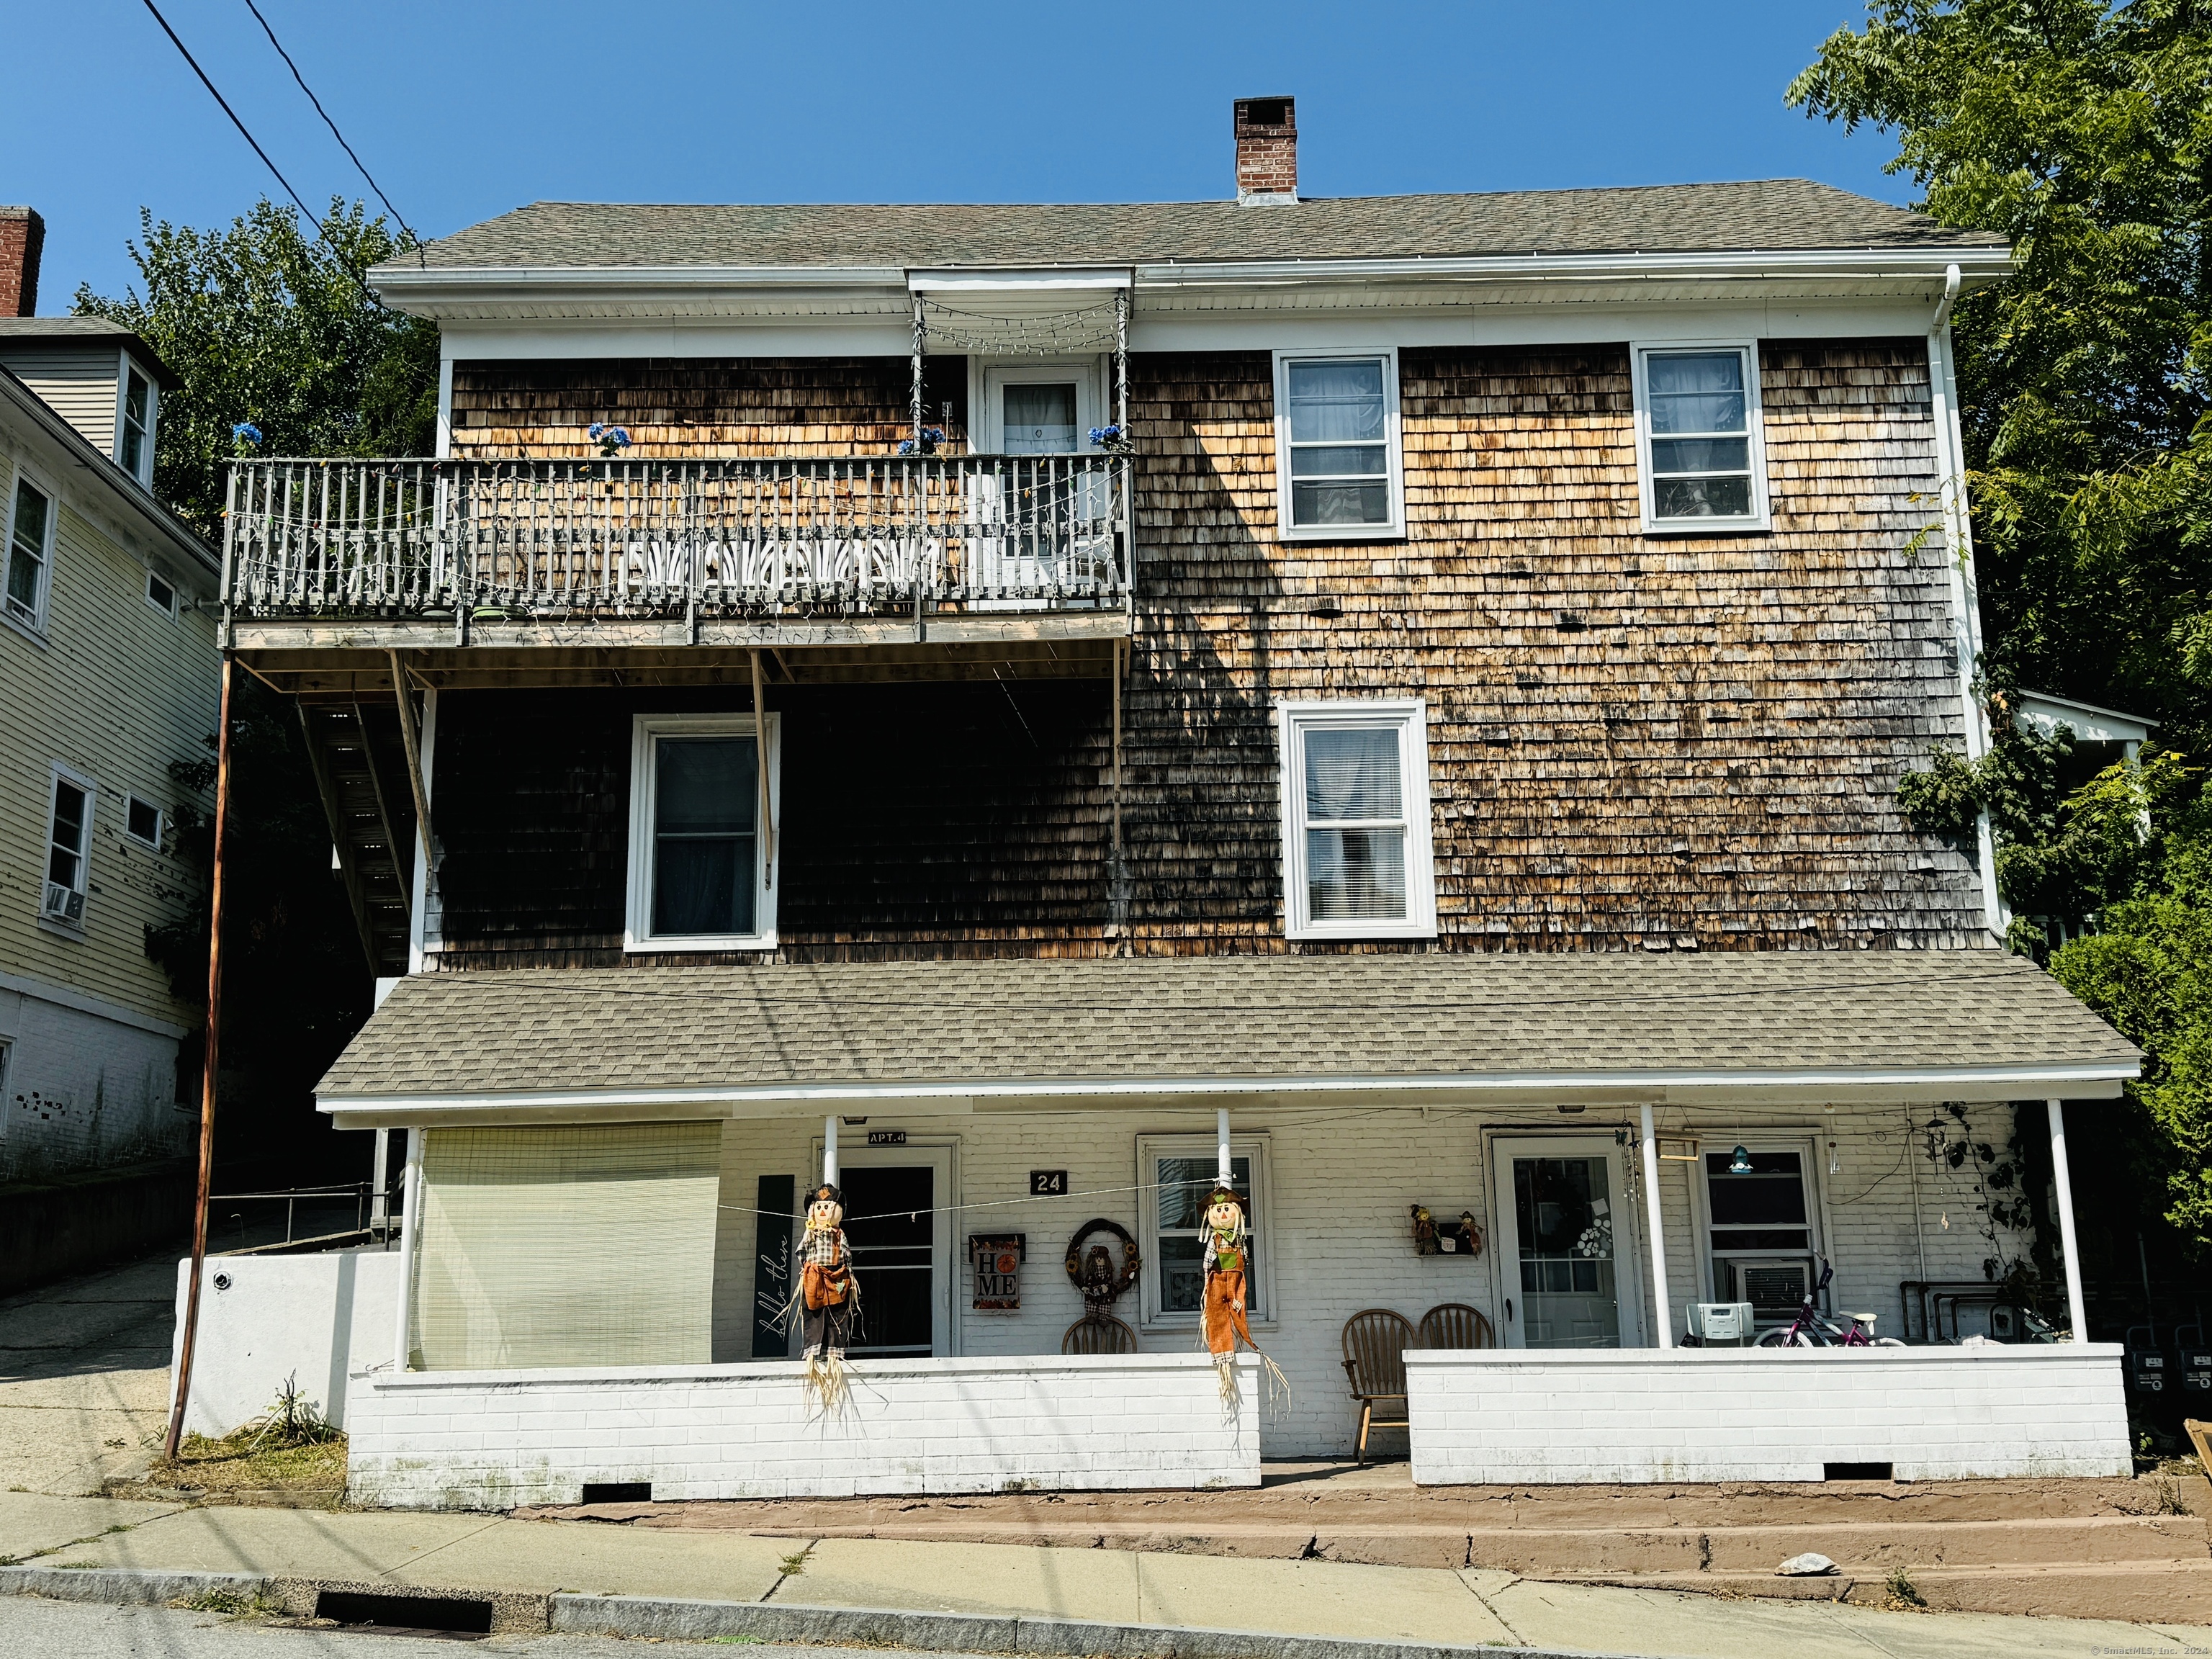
[138,0,317,225]
[240,0,421,256]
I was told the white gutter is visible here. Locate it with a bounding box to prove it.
[322,1058,2136,1119]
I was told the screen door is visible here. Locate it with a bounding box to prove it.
[1490,1136,1643,1349]
[822,1143,955,1357]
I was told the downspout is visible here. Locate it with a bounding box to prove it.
[1925,263,2006,942]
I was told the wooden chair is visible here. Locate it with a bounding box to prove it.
[1419,1302,1496,1351]
[1340,1308,1416,1463]
[1061,1316,1137,1355]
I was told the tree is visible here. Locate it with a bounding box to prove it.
[78,199,438,1180]
[1793,1,2212,1257]
[73,197,436,538]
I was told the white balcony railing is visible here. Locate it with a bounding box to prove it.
[222,456,1132,624]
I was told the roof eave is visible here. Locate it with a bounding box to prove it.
[0,368,217,573]
[318,1056,2136,1129]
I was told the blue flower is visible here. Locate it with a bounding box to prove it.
[232,422,264,446]
[1089,424,1126,448]
[588,423,605,440]
[897,439,917,455]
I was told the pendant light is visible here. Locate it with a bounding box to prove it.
[1730,1144,1754,1174]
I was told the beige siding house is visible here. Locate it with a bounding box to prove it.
[0,327,218,1197]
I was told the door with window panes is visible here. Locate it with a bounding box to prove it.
[1491,1137,1642,1349]
[971,369,1096,599]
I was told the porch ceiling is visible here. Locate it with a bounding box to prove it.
[316,953,2139,1125]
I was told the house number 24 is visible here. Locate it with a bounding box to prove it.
[1030,1171,1068,1196]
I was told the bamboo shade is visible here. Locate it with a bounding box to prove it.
[413,1122,720,1370]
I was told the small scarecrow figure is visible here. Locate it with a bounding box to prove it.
[795,1182,858,1409]
[1200,1182,1286,1406]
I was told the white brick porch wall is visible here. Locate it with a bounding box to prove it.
[345,1352,1260,1509]
[1405,1345,2130,1483]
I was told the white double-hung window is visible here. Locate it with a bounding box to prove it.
[1277,700,1436,940]
[625,713,780,951]
[1632,343,1768,531]
[1273,351,1402,538]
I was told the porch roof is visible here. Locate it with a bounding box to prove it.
[318,952,2139,1122]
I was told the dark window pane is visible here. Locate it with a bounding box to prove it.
[1712,1228,1814,1251]
[1291,480,1390,527]
[13,480,48,550]
[1650,437,1749,475]
[1654,476,1753,519]
[127,799,161,842]
[652,835,751,935]
[655,738,754,834]
[1290,444,1388,479]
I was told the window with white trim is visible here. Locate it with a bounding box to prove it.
[7,472,54,630]
[1697,1142,1822,1331]
[120,367,154,484]
[624,713,779,951]
[1136,1134,1272,1328]
[44,768,92,930]
[125,794,163,850]
[1632,343,1768,531]
[1273,351,1402,538]
[1277,700,1436,940]
[145,570,178,616]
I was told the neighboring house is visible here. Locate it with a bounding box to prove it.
[195,108,2142,1500]
[0,214,222,1289]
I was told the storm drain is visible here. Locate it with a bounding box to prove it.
[315,1590,493,1638]
[1822,1462,1894,1481]
[579,1481,653,1503]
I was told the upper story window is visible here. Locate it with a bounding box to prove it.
[44,768,91,930]
[6,473,53,631]
[1274,351,1403,539]
[1277,699,1437,941]
[119,367,154,485]
[625,713,779,952]
[125,794,164,850]
[146,569,178,616]
[1632,343,1769,533]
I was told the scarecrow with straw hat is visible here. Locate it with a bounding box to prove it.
[1199,1179,1286,1405]
[780,1181,860,1409]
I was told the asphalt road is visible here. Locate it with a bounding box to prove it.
[0,1597,1001,1658]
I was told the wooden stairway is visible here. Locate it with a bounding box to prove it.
[298,702,417,977]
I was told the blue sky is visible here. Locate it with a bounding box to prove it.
[7,1,1912,307]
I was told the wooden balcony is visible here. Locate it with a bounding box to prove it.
[224,456,1133,688]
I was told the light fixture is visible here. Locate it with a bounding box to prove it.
[1730,1145,1754,1174]
[1829,1141,1841,1175]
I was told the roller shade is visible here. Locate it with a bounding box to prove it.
[413,1121,720,1370]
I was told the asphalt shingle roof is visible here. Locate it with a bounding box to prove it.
[320,953,2132,1100]
[0,317,180,386]
[387,181,2003,274]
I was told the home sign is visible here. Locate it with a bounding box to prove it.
[970,1234,1025,1310]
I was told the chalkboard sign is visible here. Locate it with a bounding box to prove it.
[750,1174,793,1358]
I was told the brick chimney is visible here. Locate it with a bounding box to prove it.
[1234,98,1298,205]
[0,208,44,316]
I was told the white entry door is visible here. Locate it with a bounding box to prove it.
[1490,1136,1644,1349]
[817,1141,957,1358]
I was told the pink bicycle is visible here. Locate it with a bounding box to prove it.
[1755,1259,1905,1347]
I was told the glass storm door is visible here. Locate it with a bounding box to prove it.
[828,1146,955,1357]
[1491,1137,1642,1349]
[1000,382,1078,454]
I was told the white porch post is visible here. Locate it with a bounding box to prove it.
[1217,1107,1232,1184]
[369,1128,391,1233]
[1639,1101,1673,1348]
[392,1130,423,1371]
[2047,1098,2090,1339]
[824,1115,840,1187]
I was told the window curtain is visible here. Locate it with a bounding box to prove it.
[1304,727,1406,920]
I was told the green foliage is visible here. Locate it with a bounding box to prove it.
[1790,0,2212,752]
[71,198,437,538]
[1797,2,2212,1257]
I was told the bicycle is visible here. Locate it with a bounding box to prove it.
[1755,1259,1907,1347]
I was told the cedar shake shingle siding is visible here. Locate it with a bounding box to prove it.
[421,339,1984,966]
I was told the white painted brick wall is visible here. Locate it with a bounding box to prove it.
[171,1250,400,1435]
[0,988,186,1182]
[345,1352,1260,1509]
[1405,1346,2131,1482]
[710,1100,2047,1458]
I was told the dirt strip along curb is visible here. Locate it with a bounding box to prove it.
[550,1594,1621,1659]
[0,1568,1631,1659]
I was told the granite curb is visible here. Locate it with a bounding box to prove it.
[0,1566,1629,1658]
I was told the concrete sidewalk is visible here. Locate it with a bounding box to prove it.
[1,1492,2206,1659]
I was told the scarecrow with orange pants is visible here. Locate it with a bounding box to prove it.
[1200,1182,1285,1405]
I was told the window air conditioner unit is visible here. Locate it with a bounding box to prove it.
[1722,1257,1815,1328]
[43,882,84,925]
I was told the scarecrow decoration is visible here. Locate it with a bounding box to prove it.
[1199,1182,1287,1406]
[782,1182,859,1410]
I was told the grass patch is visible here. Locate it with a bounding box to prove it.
[778,1551,809,1575]
[144,1429,349,1501]
[1883,1566,1927,1610]
[174,1586,281,1615]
